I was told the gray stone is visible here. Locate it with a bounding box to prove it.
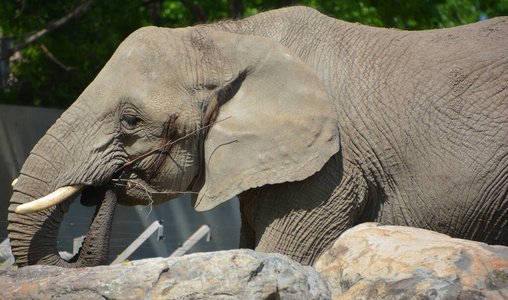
[5,223,508,299]
[314,223,508,299]
[0,249,330,299]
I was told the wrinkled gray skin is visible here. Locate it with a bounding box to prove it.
[8,7,508,267]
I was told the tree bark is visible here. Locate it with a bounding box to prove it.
[0,37,11,89]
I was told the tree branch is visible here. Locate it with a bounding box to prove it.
[0,0,96,61]
[39,43,75,71]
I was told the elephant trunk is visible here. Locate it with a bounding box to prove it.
[7,104,119,267]
[8,180,117,267]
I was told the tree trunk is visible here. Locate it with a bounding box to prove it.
[228,0,244,20]
[0,37,11,90]
[144,0,163,27]
[280,0,299,7]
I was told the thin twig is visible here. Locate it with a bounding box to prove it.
[110,117,230,218]
[150,191,198,195]
[111,178,197,195]
[116,116,231,172]
[39,43,75,71]
[110,178,197,219]
[111,178,154,217]
[137,182,154,218]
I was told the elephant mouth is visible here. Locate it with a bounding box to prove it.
[110,176,160,206]
[15,170,185,215]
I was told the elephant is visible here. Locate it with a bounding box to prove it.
[8,6,508,267]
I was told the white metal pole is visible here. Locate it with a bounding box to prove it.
[169,225,211,258]
[110,220,164,265]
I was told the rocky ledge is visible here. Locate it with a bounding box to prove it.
[1,249,328,299]
[1,223,507,299]
[314,223,508,299]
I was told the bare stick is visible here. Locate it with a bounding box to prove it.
[110,178,197,195]
[116,116,231,172]
[39,43,75,71]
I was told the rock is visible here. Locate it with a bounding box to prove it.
[0,249,330,299]
[4,224,508,299]
[0,239,12,263]
[314,223,508,299]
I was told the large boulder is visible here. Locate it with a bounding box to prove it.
[314,223,508,299]
[0,249,329,299]
[3,224,508,299]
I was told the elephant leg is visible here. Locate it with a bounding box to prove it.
[238,153,369,265]
[239,198,256,250]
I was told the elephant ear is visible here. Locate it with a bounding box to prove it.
[191,31,340,211]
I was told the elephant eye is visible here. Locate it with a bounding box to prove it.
[121,115,140,129]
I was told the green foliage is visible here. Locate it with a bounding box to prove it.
[0,0,507,108]
[161,1,197,27]
[304,0,508,29]
[1,0,151,107]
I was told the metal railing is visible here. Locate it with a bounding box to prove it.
[0,221,212,268]
[111,220,166,265]
[169,225,211,257]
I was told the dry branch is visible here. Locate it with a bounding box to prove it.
[0,0,96,61]
[39,43,75,71]
[116,116,231,172]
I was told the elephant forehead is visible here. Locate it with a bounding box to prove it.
[114,27,191,70]
[106,51,179,85]
[88,55,186,108]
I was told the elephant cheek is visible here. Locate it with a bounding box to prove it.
[150,154,200,198]
[114,141,199,205]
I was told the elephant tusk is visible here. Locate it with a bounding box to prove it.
[15,184,86,214]
[11,178,18,187]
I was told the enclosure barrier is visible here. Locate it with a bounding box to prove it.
[169,225,211,257]
[111,220,166,265]
[0,221,211,269]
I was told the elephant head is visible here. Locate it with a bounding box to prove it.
[8,27,340,267]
